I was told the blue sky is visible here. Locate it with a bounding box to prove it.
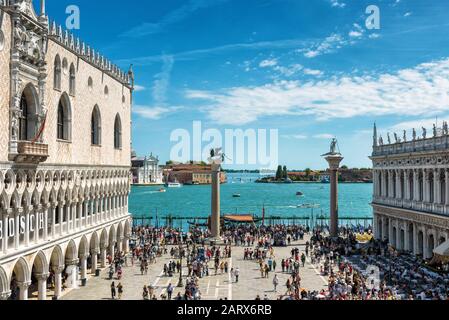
[40,0,449,170]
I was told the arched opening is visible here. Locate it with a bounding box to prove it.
[78,236,89,284]
[418,171,424,201]
[48,246,64,299]
[377,218,383,240]
[409,171,414,200]
[428,171,434,203]
[57,93,72,141]
[440,171,446,205]
[91,105,101,146]
[439,236,446,246]
[417,231,424,256]
[30,252,49,300]
[392,227,397,248]
[19,84,39,141]
[90,232,99,274]
[399,229,405,251]
[0,266,9,300]
[9,258,30,300]
[114,114,122,150]
[65,240,78,289]
[428,234,435,259]
[54,55,62,90]
[69,63,76,96]
[384,218,390,242]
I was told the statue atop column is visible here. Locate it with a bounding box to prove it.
[322,138,341,156]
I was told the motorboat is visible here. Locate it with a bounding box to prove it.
[296,192,304,196]
[233,194,241,198]
[166,182,182,188]
[158,188,166,193]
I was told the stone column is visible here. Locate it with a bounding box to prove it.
[117,237,123,253]
[404,170,410,200]
[434,169,440,204]
[2,211,9,254]
[413,170,419,201]
[123,237,130,254]
[0,291,11,300]
[17,281,30,300]
[210,163,222,241]
[34,206,39,244]
[14,209,20,250]
[80,255,88,285]
[100,246,107,268]
[388,218,394,246]
[36,273,48,300]
[53,266,64,299]
[65,259,79,289]
[423,228,430,259]
[43,206,48,241]
[404,223,410,252]
[25,208,30,246]
[51,205,56,239]
[413,224,420,255]
[324,154,344,238]
[445,170,449,206]
[396,223,401,250]
[91,250,98,273]
[423,170,430,203]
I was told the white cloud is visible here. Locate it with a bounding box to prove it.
[133,85,146,92]
[404,12,412,17]
[282,134,308,140]
[349,31,363,38]
[330,0,346,8]
[313,134,334,139]
[369,33,381,39]
[259,59,278,68]
[388,116,449,133]
[133,105,183,120]
[303,68,323,76]
[273,64,303,77]
[152,55,174,105]
[186,58,449,125]
[303,33,347,59]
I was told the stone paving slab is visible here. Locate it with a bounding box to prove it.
[62,236,327,300]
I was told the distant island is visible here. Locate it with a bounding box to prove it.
[255,165,373,184]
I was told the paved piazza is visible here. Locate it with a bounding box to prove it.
[62,237,327,300]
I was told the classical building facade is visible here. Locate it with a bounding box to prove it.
[371,123,449,260]
[131,151,163,185]
[0,0,133,300]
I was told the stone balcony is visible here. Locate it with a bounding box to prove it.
[11,141,49,164]
[373,196,449,217]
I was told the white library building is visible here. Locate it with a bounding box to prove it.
[0,0,134,299]
[371,124,449,260]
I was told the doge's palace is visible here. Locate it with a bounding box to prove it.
[371,123,449,260]
[0,0,133,300]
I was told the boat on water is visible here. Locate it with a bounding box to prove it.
[296,192,304,196]
[166,182,182,188]
[158,188,166,193]
[233,194,241,198]
[297,203,320,209]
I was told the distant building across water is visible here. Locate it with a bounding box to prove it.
[131,151,163,185]
[164,163,227,185]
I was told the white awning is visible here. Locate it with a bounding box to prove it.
[433,240,449,257]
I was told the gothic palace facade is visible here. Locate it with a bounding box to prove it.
[0,1,133,300]
[372,124,449,260]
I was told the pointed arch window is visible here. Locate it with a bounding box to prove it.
[56,94,72,141]
[69,64,76,96]
[114,114,122,149]
[91,106,101,146]
[54,55,62,90]
[19,94,28,141]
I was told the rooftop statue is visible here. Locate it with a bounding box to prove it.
[403,130,407,143]
[422,127,427,139]
[412,128,417,141]
[379,136,384,146]
[433,124,437,137]
[444,122,449,135]
[394,133,399,143]
[387,133,391,145]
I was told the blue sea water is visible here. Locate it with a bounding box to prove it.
[129,173,373,226]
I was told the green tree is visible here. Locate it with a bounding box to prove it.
[305,168,311,177]
[276,165,283,180]
[283,166,288,179]
[341,165,349,170]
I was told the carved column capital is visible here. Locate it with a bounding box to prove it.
[35,273,49,282]
[52,266,65,274]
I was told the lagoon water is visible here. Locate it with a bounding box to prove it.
[129,173,373,226]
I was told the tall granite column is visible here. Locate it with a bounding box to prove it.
[325,154,344,238]
[210,163,221,241]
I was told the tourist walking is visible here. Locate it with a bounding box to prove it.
[235,267,240,283]
[273,275,279,292]
[110,282,116,300]
[142,285,149,300]
[117,283,123,299]
[167,283,174,300]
